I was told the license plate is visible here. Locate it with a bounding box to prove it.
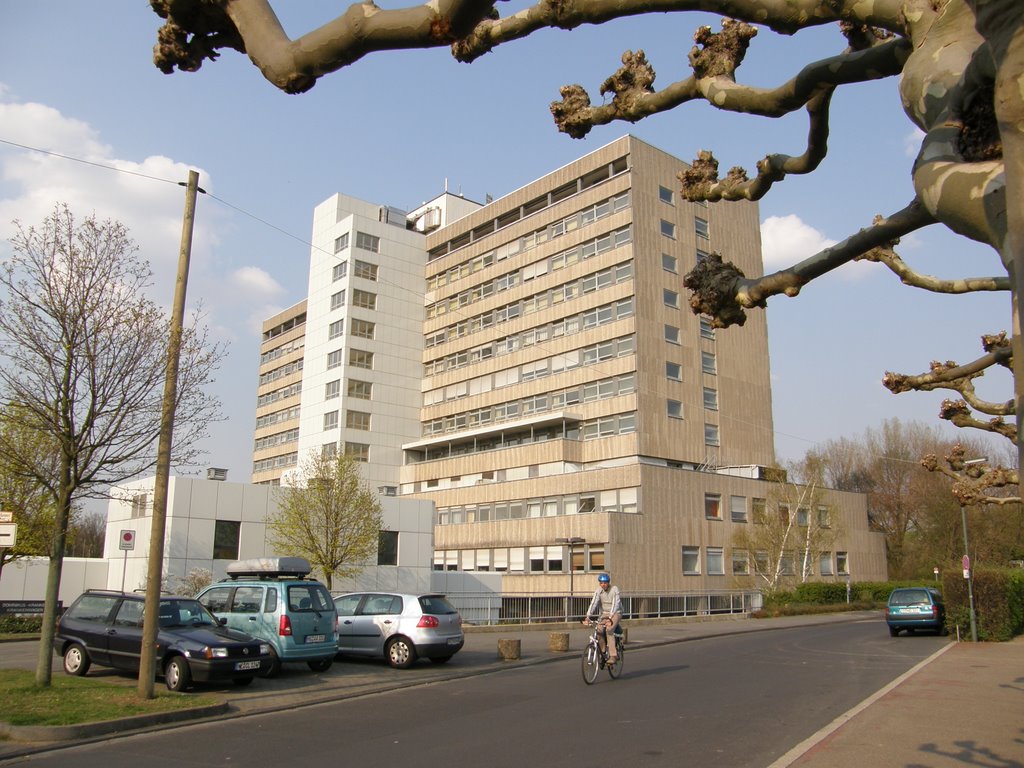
[447,637,461,646]
[306,634,326,643]
[235,660,261,670]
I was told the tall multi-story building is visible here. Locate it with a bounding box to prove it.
[253,135,887,594]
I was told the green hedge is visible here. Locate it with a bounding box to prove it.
[0,615,43,634]
[942,568,1024,641]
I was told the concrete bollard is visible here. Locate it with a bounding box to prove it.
[497,638,521,660]
[548,632,570,652]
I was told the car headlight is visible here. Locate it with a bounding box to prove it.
[202,646,230,659]
[259,643,272,655]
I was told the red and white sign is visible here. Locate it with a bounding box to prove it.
[119,529,136,551]
[962,554,970,579]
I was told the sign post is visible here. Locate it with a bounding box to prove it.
[119,529,136,593]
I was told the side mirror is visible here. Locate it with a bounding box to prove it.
[218,616,227,626]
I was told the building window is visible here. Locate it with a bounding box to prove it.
[659,185,674,204]
[696,247,710,263]
[820,552,834,576]
[818,506,831,528]
[345,442,369,462]
[354,259,378,281]
[327,349,344,369]
[347,379,372,399]
[355,231,380,252]
[705,423,720,446]
[682,546,700,575]
[663,289,680,309]
[350,319,375,339]
[797,507,810,526]
[377,531,398,566]
[837,551,849,575]
[700,317,715,339]
[346,410,371,430]
[325,379,340,400]
[332,260,347,280]
[322,442,337,458]
[664,325,680,344]
[349,349,373,369]
[662,253,678,273]
[705,493,722,520]
[660,219,676,239]
[352,289,377,310]
[329,319,344,340]
[330,290,345,310]
[779,503,791,526]
[731,550,749,575]
[780,552,796,575]
[323,411,339,430]
[334,233,349,253]
[703,387,718,410]
[667,399,683,419]
[213,520,241,560]
[752,497,767,523]
[666,362,682,382]
[131,493,150,518]
[707,547,724,575]
[730,495,747,523]
[695,217,709,238]
[701,350,717,374]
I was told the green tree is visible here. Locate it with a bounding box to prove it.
[0,405,59,581]
[0,204,223,685]
[266,450,385,590]
[151,0,1024,492]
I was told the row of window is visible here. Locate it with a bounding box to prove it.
[660,216,709,240]
[333,230,380,254]
[423,373,636,437]
[703,494,832,526]
[328,317,375,341]
[255,404,301,430]
[330,288,378,312]
[427,157,629,263]
[259,337,304,366]
[325,378,372,400]
[425,335,636,423]
[256,380,302,409]
[254,427,298,451]
[426,225,633,321]
[258,358,303,387]
[412,411,637,463]
[426,234,634,347]
[424,262,634,374]
[327,348,374,370]
[435,488,639,525]
[682,546,849,577]
[323,410,371,431]
[433,544,606,574]
[261,312,306,342]
[427,191,631,296]
[252,451,298,474]
[331,257,379,282]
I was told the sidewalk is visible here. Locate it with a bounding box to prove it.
[2,612,1022,767]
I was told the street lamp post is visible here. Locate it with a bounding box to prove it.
[556,536,585,621]
[960,457,987,643]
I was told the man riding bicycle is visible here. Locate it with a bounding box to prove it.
[584,572,621,666]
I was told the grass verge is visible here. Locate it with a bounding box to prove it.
[0,669,216,727]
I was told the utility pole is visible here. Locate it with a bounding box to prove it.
[138,170,200,698]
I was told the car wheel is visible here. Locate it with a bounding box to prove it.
[164,657,192,692]
[429,655,453,664]
[259,646,281,679]
[888,626,899,637]
[385,637,417,669]
[307,657,333,672]
[63,643,91,676]
[938,624,949,636]
[234,676,255,687]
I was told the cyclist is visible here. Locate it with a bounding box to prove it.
[584,572,622,666]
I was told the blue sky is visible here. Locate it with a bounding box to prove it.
[0,2,1011,482]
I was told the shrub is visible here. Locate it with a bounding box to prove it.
[943,568,1024,641]
[0,615,43,634]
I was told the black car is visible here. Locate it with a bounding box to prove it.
[54,590,272,691]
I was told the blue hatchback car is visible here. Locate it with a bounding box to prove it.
[885,587,947,636]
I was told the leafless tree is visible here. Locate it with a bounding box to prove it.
[149,0,1023,500]
[0,204,224,685]
[66,512,106,558]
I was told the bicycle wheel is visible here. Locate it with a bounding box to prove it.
[581,643,600,684]
[607,637,624,679]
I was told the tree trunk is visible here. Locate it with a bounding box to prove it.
[34,486,71,685]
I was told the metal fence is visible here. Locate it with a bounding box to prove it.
[445,590,762,626]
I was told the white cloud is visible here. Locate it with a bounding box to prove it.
[229,266,285,300]
[904,127,925,159]
[760,214,836,270]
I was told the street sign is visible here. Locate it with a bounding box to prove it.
[0,522,16,548]
[962,554,971,579]
[119,529,136,551]
[0,510,13,523]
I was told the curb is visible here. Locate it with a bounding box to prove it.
[0,701,229,744]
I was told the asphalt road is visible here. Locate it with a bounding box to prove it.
[4,620,946,768]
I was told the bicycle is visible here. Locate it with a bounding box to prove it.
[580,619,624,684]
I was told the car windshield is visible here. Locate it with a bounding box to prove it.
[890,589,930,606]
[158,599,218,628]
[419,595,458,614]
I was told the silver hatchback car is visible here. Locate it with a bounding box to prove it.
[334,592,464,669]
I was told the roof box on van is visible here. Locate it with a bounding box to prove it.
[226,557,312,580]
